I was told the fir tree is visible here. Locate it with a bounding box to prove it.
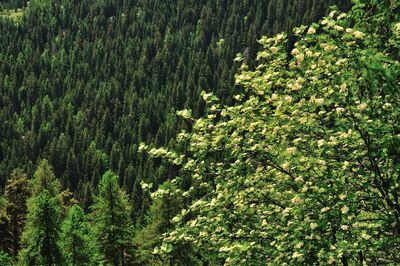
[4,168,32,260]
[18,190,63,266]
[0,197,10,254]
[91,171,134,265]
[18,161,63,265]
[59,204,97,266]
[32,160,61,197]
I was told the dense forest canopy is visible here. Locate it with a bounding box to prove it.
[1,0,399,265]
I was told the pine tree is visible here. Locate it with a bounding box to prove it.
[59,204,97,266]
[0,197,10,254]
[18,190,63,265]
[18,160,63,265]
[91,171,134,265]
[32,160,61,197]
[4,168,32,260]
[32,160,73,216]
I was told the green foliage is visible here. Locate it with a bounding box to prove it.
[91,171,134,265]
[134,181,200,265]
[59,204,98,266]
[0,197,10,253]
[0,0,26,11]
[0,8,24,22]
[18,161,63,265]
[0,251,12,266]
[19,190,63,265]
[144,2,400,265]
[32,160,61,197]
[0,0,349,217]
[4,168,32,259]
[3,0,399,265]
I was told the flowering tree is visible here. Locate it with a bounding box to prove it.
[141,1,400,264]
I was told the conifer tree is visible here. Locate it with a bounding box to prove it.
[18,160,63,265]
[0,197,10,254]
[59,204,97,266]
[91,171,134,265]
[32,160,61,197]
[18,190,63,265]
[4,168,32,259]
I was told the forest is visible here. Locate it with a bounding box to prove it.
[1,0,399,265]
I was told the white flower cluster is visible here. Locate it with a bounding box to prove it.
[394,22,400,35]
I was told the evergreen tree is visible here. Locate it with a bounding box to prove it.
[18,161,63,265]
[59,204,97,266]
[32,160,73,216]
[32,160,61,197]
[18,190,63,266]
[0,0,361,264]
[4,168,32,260]
[0,197,10,254]
[92,171,134,265]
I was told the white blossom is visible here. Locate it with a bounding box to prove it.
[353,31,365,39]
[341,205,349,214]
[310,223,318,230]
[307,27,317,34]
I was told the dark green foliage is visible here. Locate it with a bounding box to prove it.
[4,168,32,260]
[92,171,134,265]
[59,204,97,266]
[0,197,10,253]
[0,0,25,11]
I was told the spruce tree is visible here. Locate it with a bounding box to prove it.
[18,190,63,265]
[91,171,134,265]
[18,160,63,265]
[59,204,97,266]
[0,197,10,254]
[4,168,32,259]
[32,160,61,197]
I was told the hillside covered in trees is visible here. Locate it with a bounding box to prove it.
[2,0,399,265]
